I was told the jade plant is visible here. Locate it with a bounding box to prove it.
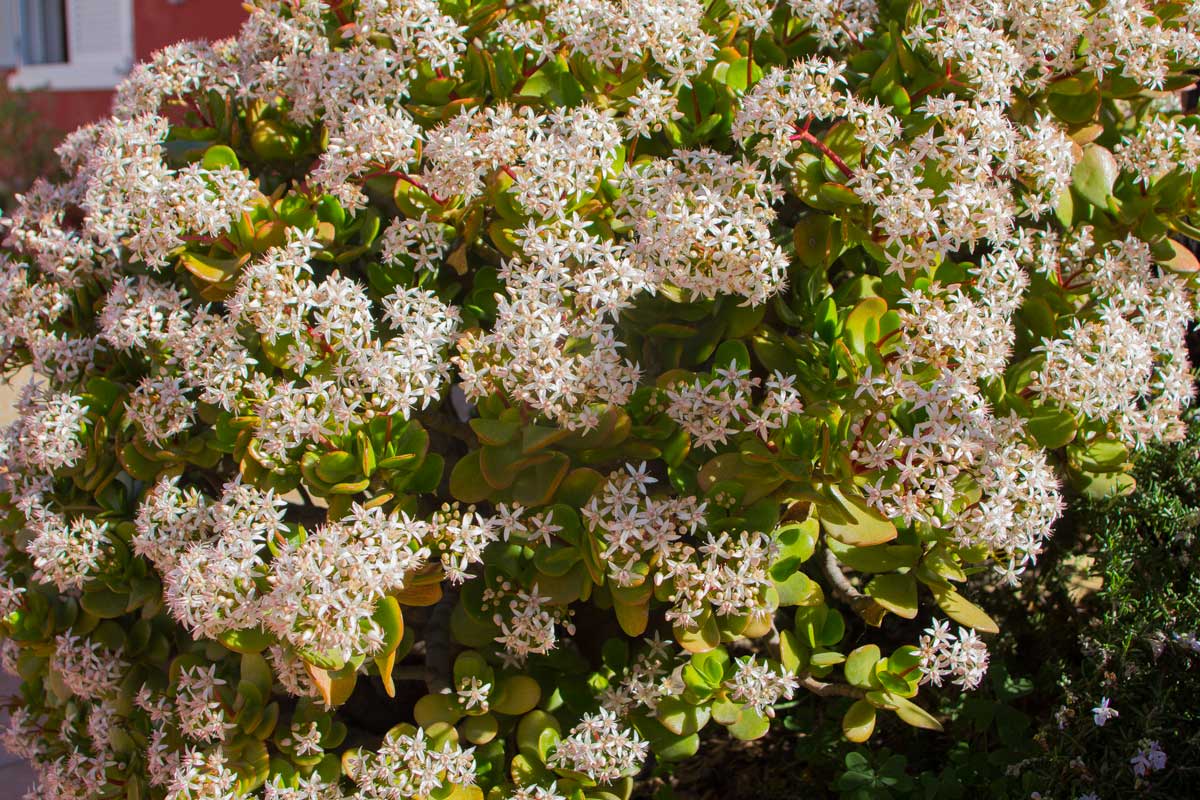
[1,1,1199,799]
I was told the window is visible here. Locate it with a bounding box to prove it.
[7,0,133,90]
[0,0,19,67]
[20,0,68,65]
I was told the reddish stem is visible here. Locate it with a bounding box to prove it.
[513,54,552,92]
[326,0,349,25]
[395,173,444,204]
[187,97,213,128]
[306,325,336,357]
[836,16,862,48]
[877,327,902,346]
[789,130,855,179]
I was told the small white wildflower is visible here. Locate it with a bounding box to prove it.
[1130,740,1167,777]
[457,676,491,713]
[1091,697,1119,727]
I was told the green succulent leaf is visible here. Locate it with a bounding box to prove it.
[818,486,898,546]
[844,644,882,689]
[865,574,918,620]
[842,699,877,743]
[931,588,999,634]
[1072,144,1119,208]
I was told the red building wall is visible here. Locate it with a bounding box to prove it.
[133,0,246,59]
[23,85,112,136]
[13,0,246,135]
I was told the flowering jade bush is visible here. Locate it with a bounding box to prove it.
[1,1,1200,799]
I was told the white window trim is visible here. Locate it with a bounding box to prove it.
[7,0,133,91]
[8,59,128,90]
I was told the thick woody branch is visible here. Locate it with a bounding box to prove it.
[820,547,861,601]
[820,547,881,621]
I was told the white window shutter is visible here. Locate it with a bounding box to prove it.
[66,0,132,79]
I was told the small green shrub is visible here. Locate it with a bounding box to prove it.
[0,85,60,211]
[1014,412,1200,799]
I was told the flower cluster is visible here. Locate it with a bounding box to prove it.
[582,463,707,584]
[455,218,646,428]
[853,366,1063,584]
[547,708,649,784]
[486,581,576,664]
[1030,235,1196,448]
[352,727,477,800]
[665,365,804,450]
[1116,116,1200,186]
[911,1,1200,99]
[725,656,801,716]
[264,503,430,663]
[579,464,778,627]
[615,150,790,306]
[599,635,680,715]
[78,114,257,267]
[916,619,991,691]
[26,513,111,592]
[1,384,87,476]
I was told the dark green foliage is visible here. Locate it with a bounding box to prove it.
[0,85,59,211]
[1019,412,1200,799]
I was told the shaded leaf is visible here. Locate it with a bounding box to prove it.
[842,699,876,743]
[865,573,918,619]
[932,588,999,634]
